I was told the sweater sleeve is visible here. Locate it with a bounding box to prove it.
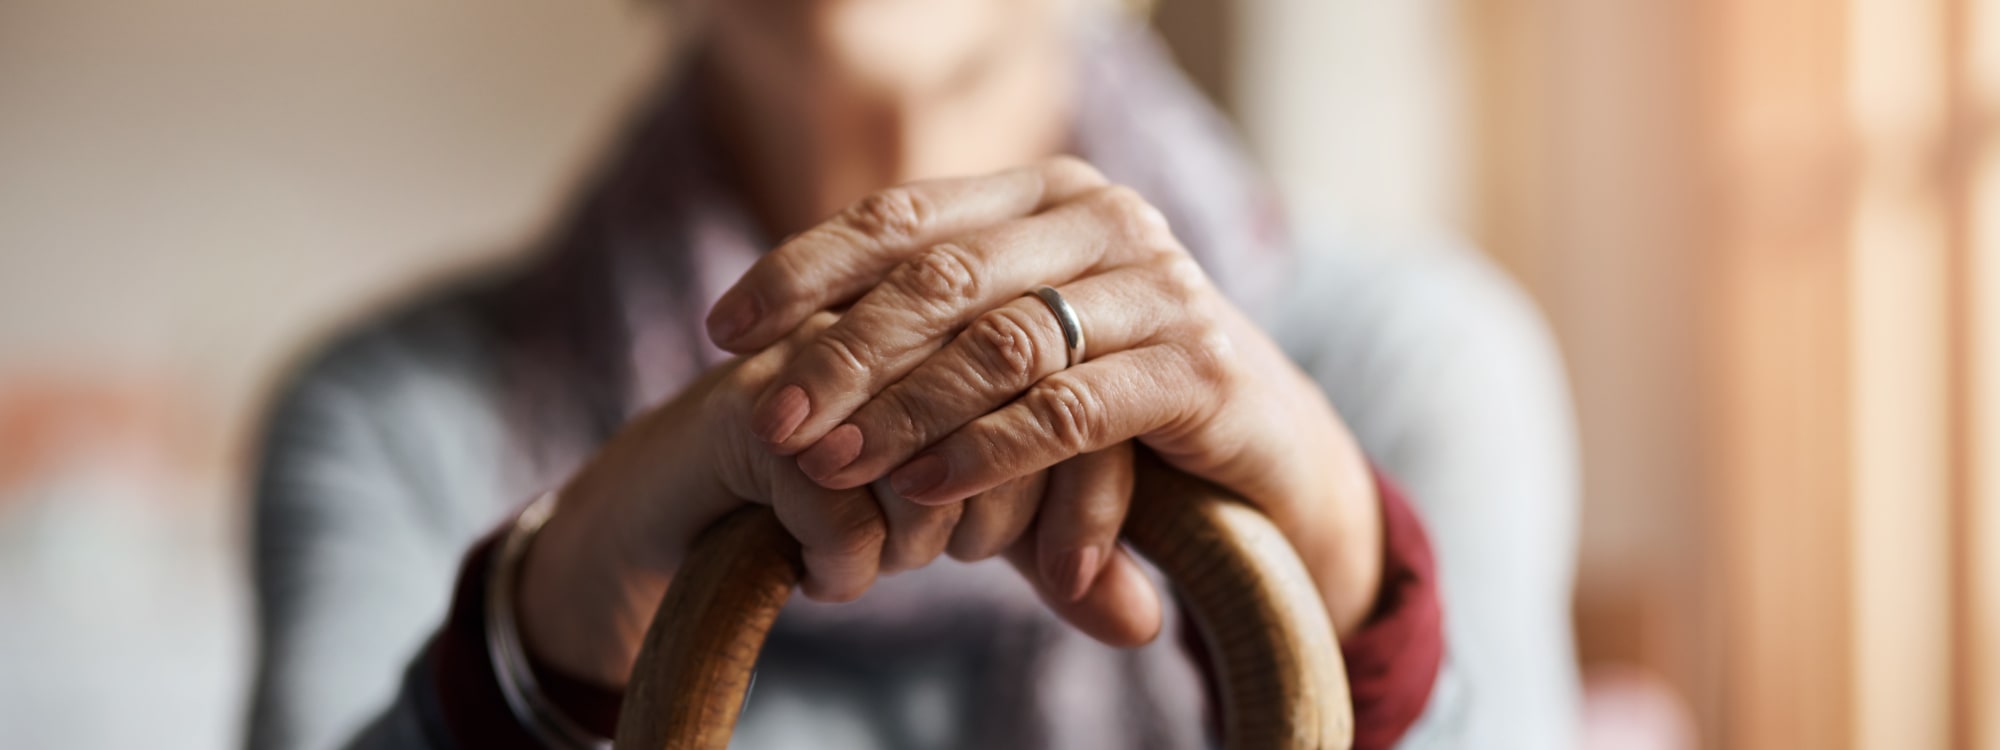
[248,353,466,750]
[247,303,519,750]
[425,533,625,749]
[1341,467,1445,749]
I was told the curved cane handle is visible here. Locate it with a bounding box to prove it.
[612,452,1354,749]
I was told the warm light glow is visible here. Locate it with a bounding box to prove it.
[1969,0,2000,731]
[1846,0,1953,745]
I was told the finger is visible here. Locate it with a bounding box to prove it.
[707,157,1108,352]
[749,313,890,602]
[704,310,892,602]
[888,345,1221,506]
[769,469,886,602]
[1004,538,1162,648]
[723,310,845,408]
[706,309,839,505]
[946,470,1046,562]
[870,479,963,574]
[1037,443,1135,602]
[797,261,1202,489]
[752,187,1179,451]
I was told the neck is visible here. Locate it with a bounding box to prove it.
[696,7,1075,239]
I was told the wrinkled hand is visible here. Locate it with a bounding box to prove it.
[706,157,1385,633]
[521,308,1160,690]
[704,313,1162,646]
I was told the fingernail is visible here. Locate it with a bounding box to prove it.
[1058,547,1102,602]
[798,424,864,484]
[889,454,948,501]
[706,294,760,346]
[754,385,810,445]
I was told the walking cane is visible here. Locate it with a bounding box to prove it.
[613,451,1354,750]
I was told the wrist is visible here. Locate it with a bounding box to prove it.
[485,494,622,747]
[499,355,764,690]
[1250,369,1386,635]
[516,485,669,689]
[1288,441,1385,635]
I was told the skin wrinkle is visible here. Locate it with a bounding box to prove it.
[946,471,1045,561]
[746,168,1137,452]
[877,388,931,452]
[970,306,1049,387]
[905,242,986,309]
[847,188,934,246]
[877,488,964,573]
[744,163,1381,635]
[781,201,1175,469]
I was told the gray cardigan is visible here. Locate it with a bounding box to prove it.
[247,235,1580,750]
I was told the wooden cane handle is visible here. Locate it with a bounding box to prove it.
[612,452,1354,749]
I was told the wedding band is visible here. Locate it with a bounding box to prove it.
[1025,285,1085,369]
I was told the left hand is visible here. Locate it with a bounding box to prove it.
[706,157,1385,633]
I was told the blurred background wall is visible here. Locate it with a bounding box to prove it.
[1,1,1993,748]
[0,2,662,746]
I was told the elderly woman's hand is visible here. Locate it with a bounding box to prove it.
[700,312,1164,645]
[706,158,1385,633]
[517,309,1162,689]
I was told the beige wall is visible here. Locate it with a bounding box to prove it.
[1465,0,1705,694]
[1230,0,1476,237]
[0,4,661,747]
[0,1,663,476]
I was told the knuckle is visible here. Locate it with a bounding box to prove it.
[1042,155,1108,189]
[1027,376,1104,453]
[1157,255,1212,305]
[828,505,889,558]
[795,310,842,340]
[810,328,877,378]
[965,307,1051,387]
[1096,184,1147,212]
[1091,185,1173,246]
[1179,326,1240,387]
[871,386,930,445]
[896,242,983,305]
[750,254,812,313]
[885,505,961,571]
[947,530,1010,562]
[946,504,1012,562]
[844,187,932,243]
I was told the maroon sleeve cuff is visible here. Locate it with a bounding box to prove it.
[1340,466,1446,749]
[427,531,626,748]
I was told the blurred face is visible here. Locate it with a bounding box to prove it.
[703,0,1061,94]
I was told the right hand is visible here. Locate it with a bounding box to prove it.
[515,312,1163,689]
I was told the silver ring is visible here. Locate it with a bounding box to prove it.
[1025,284,1085,369]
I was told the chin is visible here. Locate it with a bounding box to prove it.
[723,0,1039,92]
